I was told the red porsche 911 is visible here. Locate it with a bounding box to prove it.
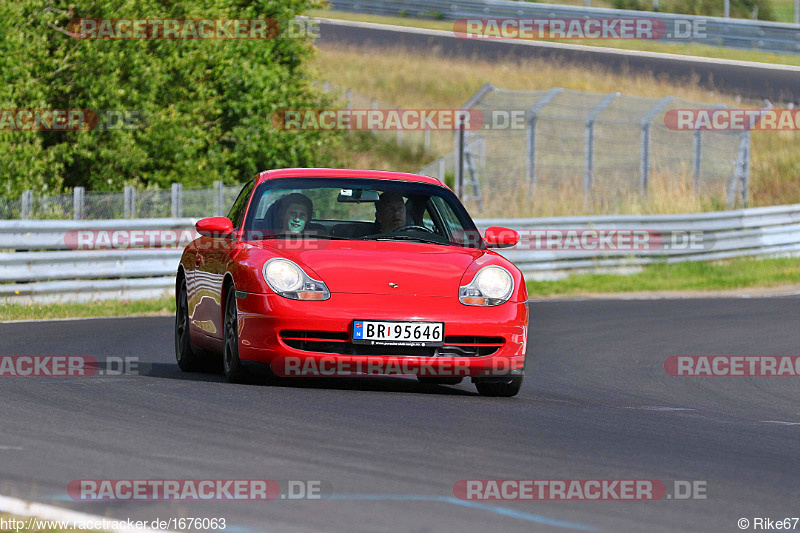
[175,168,528,396]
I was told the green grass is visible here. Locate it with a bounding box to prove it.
[0,296,175,321]
[308,9,800,67]
[526,256,800,296]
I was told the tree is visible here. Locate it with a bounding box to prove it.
[0,0,342,198]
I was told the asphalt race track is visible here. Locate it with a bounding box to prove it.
[1,297,799,532]
[316,19,800,103]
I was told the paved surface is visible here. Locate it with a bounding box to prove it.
[0,297,798,532]
[316,18,800,102]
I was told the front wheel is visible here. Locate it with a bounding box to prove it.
[223,289,248,383]
[474,375,523,397]
[175,278,201,372]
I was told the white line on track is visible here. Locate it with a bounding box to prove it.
[761,420,800,426]
[0,314,170,324]
[0,494,176,533]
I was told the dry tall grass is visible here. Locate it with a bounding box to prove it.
[311,45,800,217]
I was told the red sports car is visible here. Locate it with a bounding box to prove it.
[175,168,528,396]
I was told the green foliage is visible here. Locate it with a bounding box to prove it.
[0,0,343,198]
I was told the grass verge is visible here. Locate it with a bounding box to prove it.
[0,296,175,322]
[308,10,800,67]
[526,256,800,296]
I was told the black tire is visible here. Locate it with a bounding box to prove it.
[175,277,201,372]
[223,288,248,383]
[417,376,464,385]
[475,375,523,397]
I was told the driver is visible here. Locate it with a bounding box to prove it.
[276,193,313,234]
[374,191,406,233]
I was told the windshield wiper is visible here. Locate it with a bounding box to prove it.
[369,235,449,246]
[255,233,349,240]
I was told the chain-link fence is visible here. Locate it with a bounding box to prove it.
[420,85,750,216]
[2,182,245,220]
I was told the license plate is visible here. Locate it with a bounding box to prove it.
[352,320,444,347]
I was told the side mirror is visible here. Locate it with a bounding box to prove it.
[484,226,519,248]
[196,217,233,238]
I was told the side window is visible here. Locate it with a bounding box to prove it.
[227,180,255,229]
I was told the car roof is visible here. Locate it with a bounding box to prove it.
[257,168,447,188]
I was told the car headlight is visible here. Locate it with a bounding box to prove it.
[263,258,330,300]
[459,266,514,306]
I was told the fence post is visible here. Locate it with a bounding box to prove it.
[735,130,751,207]
[322,81,330,93]
[526,88,563,193]
[124,186,135,219]
[73,187,84,220]
[584,92,619,201]
[692,129,702,191]
[639,96,673,193]
[214,181,224,216]
[454,119,465,199]
[795,0,799,24]
[21,190,32,220]
[438,157,446,182]
[424,126,430,149]
[171,183,182,218]
[370,99,378,136]
[724,0,730,17]
[346,89,353,112]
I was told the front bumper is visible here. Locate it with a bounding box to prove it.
[236,292,528,378]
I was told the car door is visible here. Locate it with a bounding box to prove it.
[191,179,254,339]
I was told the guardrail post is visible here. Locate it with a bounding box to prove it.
[21,190,32,220]
[322,81,329,93]
[346,89,352,112]
[73,187,84,220]
[214,181,224,216]
[724,0,730,17]
[123,186,136,219]
[795,0,799,24]
[438,157,446,182]
[171,183,182,218]
[526,88,563,196]
[584,93,619,202]
[424,126,430,149]
[640,96,673,193]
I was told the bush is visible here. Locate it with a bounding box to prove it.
[0,0,344,198]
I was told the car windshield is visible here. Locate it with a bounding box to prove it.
[241,177,482,248]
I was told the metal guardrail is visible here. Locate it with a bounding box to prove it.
[1,205,799,302]
[328,0,800,54]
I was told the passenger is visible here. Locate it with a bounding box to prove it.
[275,193,313,234]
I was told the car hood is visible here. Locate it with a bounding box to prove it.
[248,240,484,296]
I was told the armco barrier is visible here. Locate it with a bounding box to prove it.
[328,0,800,55]
[1,204,799,302]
